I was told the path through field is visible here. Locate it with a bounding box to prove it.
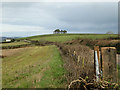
[2,45,67,88]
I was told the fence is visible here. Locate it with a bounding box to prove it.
[56,43,94,83]
[57,43,118,83]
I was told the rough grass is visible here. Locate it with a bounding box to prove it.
[2,45,67,88]
[18,34,118,42]
[1,41,29,47]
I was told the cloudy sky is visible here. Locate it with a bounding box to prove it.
[1,2,118,37]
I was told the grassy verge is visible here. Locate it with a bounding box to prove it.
[2,45,67,88]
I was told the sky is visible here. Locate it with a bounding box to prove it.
[1,2,118,37]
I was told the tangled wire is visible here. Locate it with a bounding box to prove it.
[68,77,119,90]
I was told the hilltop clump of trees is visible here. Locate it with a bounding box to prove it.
[53,29,67,34]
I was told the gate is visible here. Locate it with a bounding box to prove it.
[94,46,118,83]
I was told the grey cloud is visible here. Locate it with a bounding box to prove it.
[2,2,118,36]
[2,2,33,8]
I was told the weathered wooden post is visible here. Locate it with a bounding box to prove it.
[101,47,118,83]
[94,46,100,82]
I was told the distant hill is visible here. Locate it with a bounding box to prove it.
[0,37,21,42]
[18,34,118,43]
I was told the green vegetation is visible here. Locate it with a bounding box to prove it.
[2,34,119,88]
[36,46,67,88]
[18,34,118,42]
[1,41,30,47]
[2,45,67,88]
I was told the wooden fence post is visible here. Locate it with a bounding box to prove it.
[101,47,118,83]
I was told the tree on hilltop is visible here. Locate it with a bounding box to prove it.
[54,29,60,34]
[63,30,67,34]
[53,29,67,34]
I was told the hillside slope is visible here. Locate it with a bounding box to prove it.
[17,34,118,42]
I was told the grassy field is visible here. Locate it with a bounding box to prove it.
[2,45,67,88]
[1,41,30,47]
[2,34,120,88]
[19,34,118,42]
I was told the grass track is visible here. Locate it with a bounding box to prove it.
[2,45,67,88]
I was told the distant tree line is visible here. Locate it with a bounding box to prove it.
[53,29,67,34]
